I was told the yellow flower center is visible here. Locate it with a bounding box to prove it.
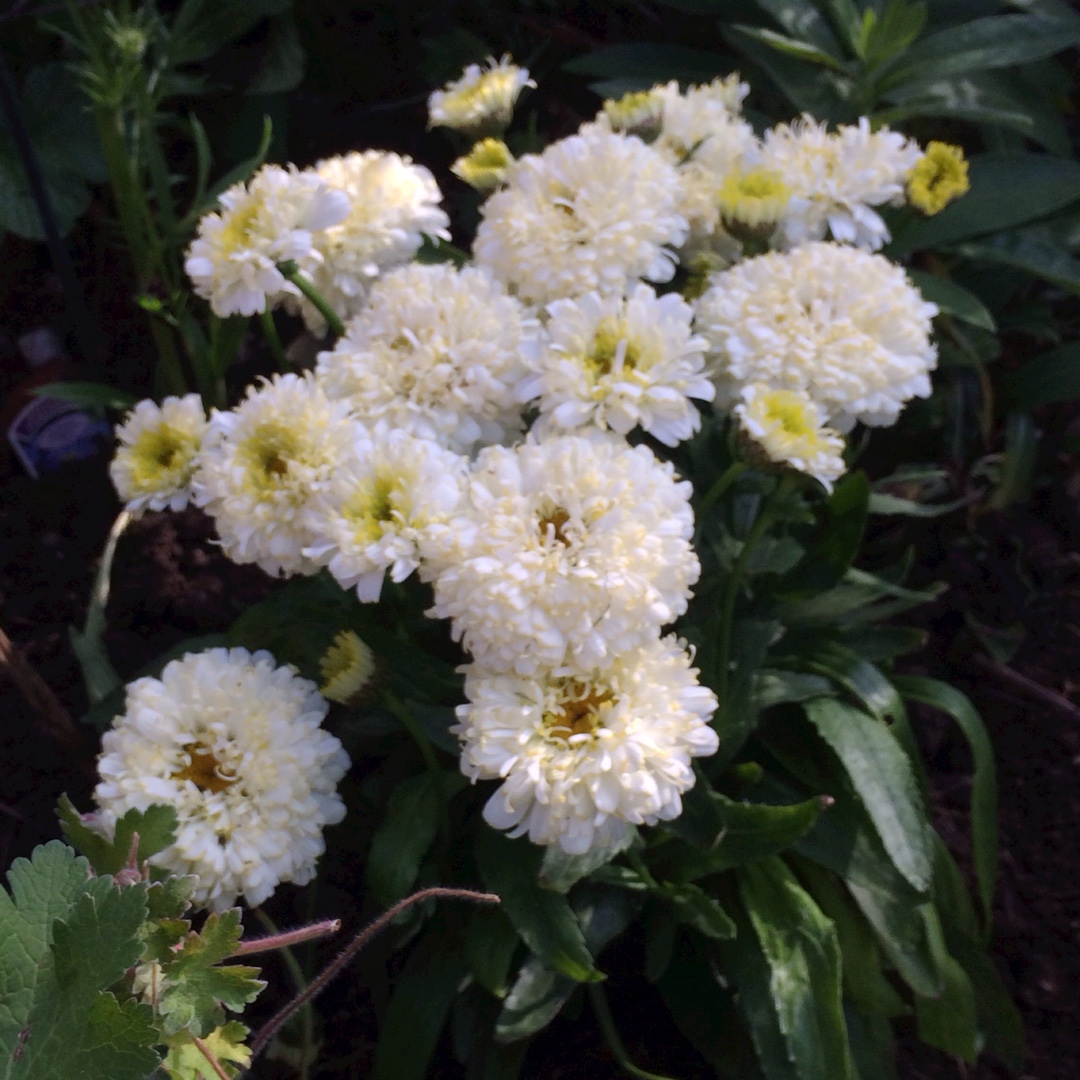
[172,742,236,794]
[319,629,377,704]
[717,168,791,228]
[129,423,194,490]
[766,395,815,438]
[342,472,403,545]
[219,195,264,255]
[586,318,641,377]
[537,504,572,545]
[543,681,615,742]
[240,422,300,490]
[907,142,969,215]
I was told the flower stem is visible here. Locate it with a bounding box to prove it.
[259,308,289,372]
[588,983,677,1080]
[251,907,316,1080]
[193,1036,232,1080]
[248,887,500,1066]
[277,261,345,337]
[694,460,747,537]
[234,917,340,957]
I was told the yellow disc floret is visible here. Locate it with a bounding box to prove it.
[717,167,791,229]
[907,142,969,215]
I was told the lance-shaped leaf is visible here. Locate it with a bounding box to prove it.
[737,857,857,1080]
[0,842,160,1080]
[476,829,601,982]
[803,697,933,893]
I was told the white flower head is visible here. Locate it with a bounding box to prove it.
[696,242,938,430]
[110,394,208,514]
[427,434,700,674]
[292,151,450,332]
[735,384,847,491]
[428,55,534,135]
[455,636,719,854]
[473,125,687,306]
[184,164,350,317]
[653,76,750,150]
[760,116,922,250]
[304,427,468,602]
[193,374,360,576]
[521,283,714,446]
[94,647,349,912]
[315,263,538,454]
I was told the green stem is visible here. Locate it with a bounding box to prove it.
[252,907,315,1080]
[260,309,289,372]
[713,475,797,701]
[278,262,345,337]
[625,848,661,892]
[694,461,747,541]
[588,983,677,1080]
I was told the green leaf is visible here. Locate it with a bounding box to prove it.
[906,271,995,331]
[658,788,823,881]
[729,26,850,72]
[751,0,845,53]
[475,829,601,983]
[663,882,737,940]
[779,567,944,627]
[803,697,933,893]
[880,12,1080,88]
[495,885,638,1042]
[755,670,834,710]
[246,13,305,95]
[889,153,1080,256]
[29,381,138,411]
[169,0,292,65]
[1001,341,1080,408]
[372,928,469,1080]
[367,771,465,907]
[715,618,780,767]
[737,857,856,1080]
[465,906,520,998]
[958,228,1080,293]
[562,43,732,82]
[893,676,997,928]
[914,907,979,1061]
[156,910,265,1037]
[0,842,160,1080]
[162,1021,251,1080]
[538,827,635,893]
[795,642,905,724]
[58,796,178,876]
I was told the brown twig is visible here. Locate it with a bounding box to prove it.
[192,1036,232,1080]
[0,623,85,751]
[974,653,1080,724]
[233,918,341,958]
[247,886,500,1065]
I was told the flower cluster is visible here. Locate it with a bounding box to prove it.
[106,58,962,867]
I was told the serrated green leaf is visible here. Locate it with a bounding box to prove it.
[475,829,601,983]
[664,882,737,940]
[907,271,996,331]
[738,857,857,1080]
[893,676,996,930]
[367,771,465,907]
[755,670,835,709]
[58,797,179,876]
[145,876,196,921]
[157,910,265,1037]
[372,927,468,1080]
[889,153,1080,256]
[163,1021,252,1080]
[804,697,933,892]
[0,842,160,1080]
[914,907,979,1061]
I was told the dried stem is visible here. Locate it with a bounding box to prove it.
[193,1036,232,1080]
[247,886,500,1065]
[234,918,341,958]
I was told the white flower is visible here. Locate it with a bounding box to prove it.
[193,374,360,576]
[695,242,938,430]
[315,263,537,454]
[473,125,687,306]
[521,284,713,446]
[109,394,207,514]
[94,647,349,912]
[735,384,847,491]
[303,427,468,601]
[184,164,349,317]
[653,76,750,152]
[427,434,699,674]
[760,116,922,250]
[293,151,450,332]
[428,55,534,135]
[455,636,719,854]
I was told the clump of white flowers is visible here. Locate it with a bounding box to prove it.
[184,164,350,317]
[695,242,938,430]
[109,394,207,514]
[428,55,534,136]
[94,647,349,912]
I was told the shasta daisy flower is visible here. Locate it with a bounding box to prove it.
[735,384,847,491]
[521,283,713,446]
[314,263,538,454]
[94,647,349,912]
[455,636,719,854]
[427,434,699,674]
[428,55,534,136]
[109,394,207,514]
[193,374,360,576]
[695,242,938,429]
[473,125,687,305]
[760,116,922,250]
[184,164,349,317]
